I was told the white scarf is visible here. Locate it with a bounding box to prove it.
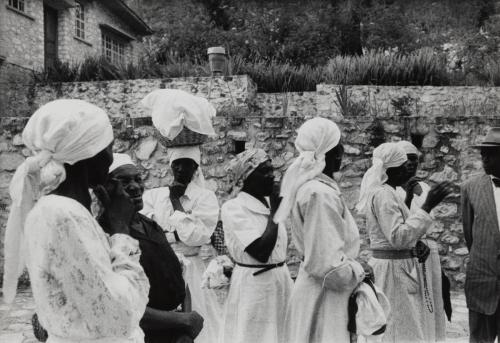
[356,143,407,215]
[274,117,341,223]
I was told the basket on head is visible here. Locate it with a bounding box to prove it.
[154,127,208,147]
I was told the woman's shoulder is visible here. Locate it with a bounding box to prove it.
[33,194,89,216]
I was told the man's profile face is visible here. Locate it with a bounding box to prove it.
[481,147,500,178]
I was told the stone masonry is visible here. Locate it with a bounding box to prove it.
[1,76,500,290]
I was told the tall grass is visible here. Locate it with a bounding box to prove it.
[325,48,451,86]
[34,49,500,91]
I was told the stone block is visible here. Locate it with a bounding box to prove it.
[227,131,247,141]
[454,247,469,256]
[433,203,458,218]
[0,152,24,171]
[440,233,460,245]
[344,145,361,155]
[135,138,157,161]
[429,165,458,183]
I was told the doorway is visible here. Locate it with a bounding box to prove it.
[43,5,58,71]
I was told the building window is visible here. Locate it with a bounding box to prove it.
[75,2,85,39]
[8,0,25,12]
[101,32,125,64]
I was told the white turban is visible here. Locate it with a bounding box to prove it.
[3,99,113,303]
[274,118,341,223]
[140,89,216,140]
[167,146,205,187]
[397,140,420,155]
[109,153,136,173]
[356,143,407,214]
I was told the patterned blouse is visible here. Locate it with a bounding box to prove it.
[24,195,150,342]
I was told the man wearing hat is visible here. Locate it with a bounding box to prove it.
[461,127,500,343]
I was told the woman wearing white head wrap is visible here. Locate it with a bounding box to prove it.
[362,142,452,343]
[221,149,292,343]
[395,140,449,341]
[140,90,221,343]
[3,100,150,342]
[282,118,366,343]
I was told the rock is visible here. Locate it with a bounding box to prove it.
[0,142,9,152]
[135,138,157,160]
[383,123,400,133]
[416,170,429,178]
[450,138,468,151]
[256,132,270,142]
[433,203,458,218]
[429,165,458,183]
[454,247,469,256]
[227,131,247,141]
[450,223,462,233]
[440,233,460,245]
[272,156,286,168]
[427,222,445,239]
[344,145,361,155]
[454,272,466,284]
[443,155,456,165]
[422,132,439,148]
[441,256,461,271]
[21,148,31,157]
[440,145,449,154]
[0,153,24,171]
[12,134,23,146]
[283,152,294,161]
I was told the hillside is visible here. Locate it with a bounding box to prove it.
[126,0,497,67]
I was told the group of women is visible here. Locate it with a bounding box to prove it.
[2,97,453,343]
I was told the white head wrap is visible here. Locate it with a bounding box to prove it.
[140,89,216,140]
[226,149,270,195]
[274,118,341,223]
[356,142,407,214]
[109,153,136,173]
[2,99,113,303]
[167,146,205,187]
[397,140,420,155]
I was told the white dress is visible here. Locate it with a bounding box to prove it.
[286,175,365,343]
[367,184,443,343]
[220,192,293,343]
[141,182,221,343]
[24,195,150,343]
[396,182,446,342]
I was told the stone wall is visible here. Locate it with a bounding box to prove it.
[317,84,500,119]
[1,77,500,289]
[30,75,256,118]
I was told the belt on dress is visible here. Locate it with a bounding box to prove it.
[371,249,416,260]
[235,261,286,276]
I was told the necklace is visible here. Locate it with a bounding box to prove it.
[421,263,434,313]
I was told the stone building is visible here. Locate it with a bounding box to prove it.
[0,0,152,78]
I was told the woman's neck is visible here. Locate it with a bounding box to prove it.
[51,166,92,211]
[385,179,398,189]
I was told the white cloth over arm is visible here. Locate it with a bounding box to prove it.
[371,185,432,249]
[24,195,149,341]
[296,179,364,291]
[141,184,219,247]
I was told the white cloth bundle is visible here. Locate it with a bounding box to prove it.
[3,99,113,303]
[352,282,391,337]
[201,255,234,289]
[140,89,216,140]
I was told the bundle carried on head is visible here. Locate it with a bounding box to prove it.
[140,89,216,147]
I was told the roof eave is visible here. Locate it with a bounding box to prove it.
[102,0,153,36]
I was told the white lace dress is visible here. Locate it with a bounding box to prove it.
[24,194,150,343]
